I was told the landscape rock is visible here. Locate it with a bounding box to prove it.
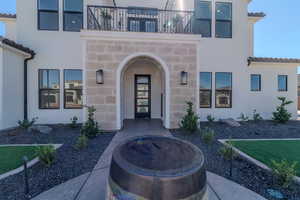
[220,118,241,127]
[29,125,53,134]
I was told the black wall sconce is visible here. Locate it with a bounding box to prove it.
[96,69,104,84]
[180,71,188,85]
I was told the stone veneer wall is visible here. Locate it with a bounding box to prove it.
[85,40,197,130]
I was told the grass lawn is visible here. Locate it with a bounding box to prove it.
[230,140,300,176]
[0,146,40,174]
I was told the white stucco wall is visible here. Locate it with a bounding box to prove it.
[123,60,163,119]
[0,48,24,129]
[0,48,3,129]
[16,0,83,124]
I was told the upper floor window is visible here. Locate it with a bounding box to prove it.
[64,70,83,108]
[251,74,261,91]
[39,69,60,109]
[215,2,232,38]
[200,72,212,108]
[278,75,288,91]
[38,0,59,30]
[215,72,232,108]
[64,0,83,32]
[194,1,212,37]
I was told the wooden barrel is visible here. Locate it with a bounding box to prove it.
[107,136,207,200]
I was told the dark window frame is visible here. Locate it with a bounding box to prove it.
[250,74,261,92]
[194,0,212,37]
[215,72,232,108]
[38,69,60,109]
[215,2,232,38]
[63,0,83,32]
[37,0,59,31]
[128,17,158,32]
[278,75,288,92]
[200,72,212,108]
[64,69,83,109]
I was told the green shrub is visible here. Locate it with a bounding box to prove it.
[36,146,56,167]
[81,106,99,138]
[18,117,38,130]
[272,97,293,123]
[70,116,78,129]
[271,159,297,188]
[238,113,249,122]
[179,101,199,133]
[75,135,88,150]
[252,109,263,122]
[219,141,237,161]
[201,127,215,145]
[207,115,215,123]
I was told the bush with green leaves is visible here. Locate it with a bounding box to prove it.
[272,97,293,123]
[206,115,215,123]
[75,135,88,150]
[179,101,199,133]
[271,159,297,188]
[201,127,215,145]
[36,146,56,167]
[219,140,237,177]
[238,113,249,122]
[81,106,99,138]
[252,109,263,122]
[70,116,78,129]
[18,117,38,130]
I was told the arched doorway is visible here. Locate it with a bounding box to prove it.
[116,53,170,129]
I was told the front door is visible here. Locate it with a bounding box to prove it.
[135,75,151,118]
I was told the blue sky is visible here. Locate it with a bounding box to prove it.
[0,0,299,69]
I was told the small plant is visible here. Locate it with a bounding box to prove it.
[180,101,199,134]
[219,140,237,177]
[207,115,215,123]
[271,159,297,188]
[81,106,99,138]
[238,113,249,122]
[272,97,293,123]
[201,127,215,145]
[75,135,88,150]
[253,109,263,122]
[70,116,78,129]
[36,146,56,167]
[18,117,38,130]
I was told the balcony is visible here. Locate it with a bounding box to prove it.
[87,6,195,34]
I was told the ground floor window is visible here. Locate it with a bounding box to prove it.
[278,75,288,92]
[64,69,83,109]
[250,74,261,91]
[39,69,60,109]
[215,72,232,108]
[200,72,212,108]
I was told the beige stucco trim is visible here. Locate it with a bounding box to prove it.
[80,30,202,44]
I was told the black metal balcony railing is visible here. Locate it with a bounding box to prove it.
[87,6,194,34]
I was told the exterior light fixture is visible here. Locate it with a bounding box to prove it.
[96,69,104,84]
[180,71,188,85]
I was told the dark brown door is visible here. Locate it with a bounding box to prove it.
[135,75,151,118]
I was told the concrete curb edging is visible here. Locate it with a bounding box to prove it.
[0,144,63,181]
[218,139,300,184]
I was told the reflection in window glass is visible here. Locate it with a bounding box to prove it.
[215,2,232,38]
[251,74,261,91]
[200,72,212,108]
[194,1,212,37]
[64,0,83,31]
[38,0,59,30]
[278,75,288,91]
[39,69,60,109]
[64,70,83,109]
[216,72,232,108]
[38,0,58,10]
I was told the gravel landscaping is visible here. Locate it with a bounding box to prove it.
[172,120,300,200]
[0,125,115,200]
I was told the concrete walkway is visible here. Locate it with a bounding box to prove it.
[33,119,267,200]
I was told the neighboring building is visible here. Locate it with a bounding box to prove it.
[0,0,299,131]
